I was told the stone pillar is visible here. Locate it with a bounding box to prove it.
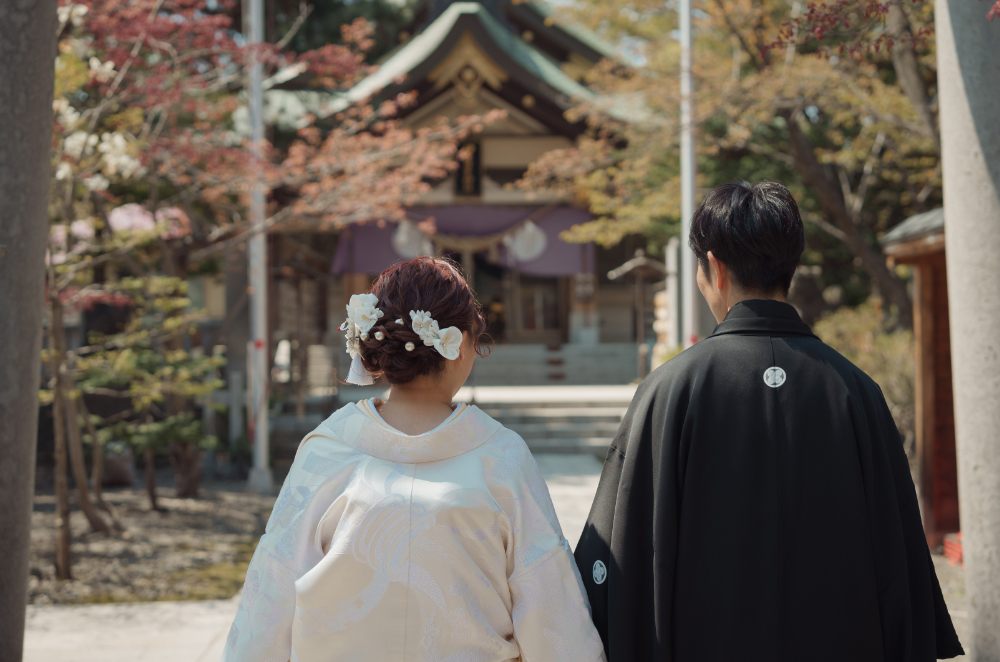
[0,0,57,656]
[936,0,1000,656]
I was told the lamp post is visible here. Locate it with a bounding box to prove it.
[246,0,273,493]
[679,0,698,348]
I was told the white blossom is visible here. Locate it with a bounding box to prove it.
[98,132,145,179]
[53,98,80,129]
[55,162,73,181]
[346,294,383,335]
[82,174,109,191]
[89,57,115,83]
[65,37,92,60]
[64,131,98,159]
[432,326,463,361]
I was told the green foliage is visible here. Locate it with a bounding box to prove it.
[125,412,217,453]
[531,0,939,305]
[814,298,915,447]
[73,275,225,453]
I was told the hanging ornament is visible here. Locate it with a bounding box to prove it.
[503,220,547,263]
[392,220,434,260]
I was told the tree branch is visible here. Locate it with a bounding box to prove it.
[886,0,940,153]
[275,2,313,51]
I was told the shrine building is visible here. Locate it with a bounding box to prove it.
[229,0,658,398]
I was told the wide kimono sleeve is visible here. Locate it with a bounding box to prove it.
[223,431,360,662]
[851,380,964,661]
[573,368,685,661]
[486,431,607,662]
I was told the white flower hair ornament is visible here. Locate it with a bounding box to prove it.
[410,310,463,361]
[340,294,383,385]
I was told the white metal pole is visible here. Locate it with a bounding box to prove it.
[679,0,698,348]
[665,236,680,349]
[246,0,273,493]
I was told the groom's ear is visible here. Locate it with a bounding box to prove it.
[707,251,728,291]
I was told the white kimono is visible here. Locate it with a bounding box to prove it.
[224,400,606,662]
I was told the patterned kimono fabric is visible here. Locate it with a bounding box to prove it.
[225,401,606,662]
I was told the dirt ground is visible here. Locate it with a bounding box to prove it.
[28,471,276,605]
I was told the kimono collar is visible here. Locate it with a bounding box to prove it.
[319,403,503,464]
[709,299,817,339]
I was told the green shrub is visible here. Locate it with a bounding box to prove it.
[814,298,915,461]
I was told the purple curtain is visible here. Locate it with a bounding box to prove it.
[330,206,595,277]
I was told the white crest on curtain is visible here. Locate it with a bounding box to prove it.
[503,220,547,262]
[392,220,434,259]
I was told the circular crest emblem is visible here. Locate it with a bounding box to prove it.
[763,366,787,388]
[593,560,607,585]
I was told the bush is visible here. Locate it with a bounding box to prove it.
[813,299,915,462]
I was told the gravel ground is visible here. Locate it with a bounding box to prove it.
[933,552,970,660]
[28,472,276,605]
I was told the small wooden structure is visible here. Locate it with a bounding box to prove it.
[881,208,959,547]
[608,249,666,379]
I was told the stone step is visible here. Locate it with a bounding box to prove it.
[479,405,627,416]
[523,437,612,459]
[481,409,626,425]
[501,421,622,438]
[489,414,624,426]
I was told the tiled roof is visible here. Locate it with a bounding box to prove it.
[331,2,593,112]
[881,207,944,245]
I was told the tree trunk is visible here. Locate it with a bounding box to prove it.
[82,401,123,530]
[0,0,58,656]
[936,0,1000,655]
[64,394,111,534]
[48,301,73,581]
[170,441,203,498]
[144,442,160,511]
[780,110,914,328]
[886,0,940,153]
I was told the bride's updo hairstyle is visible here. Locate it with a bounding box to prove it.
[356,256,489,385]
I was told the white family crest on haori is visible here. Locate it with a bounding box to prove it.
[763,366,787,388]
[339,293,383,385]
[592,560,607,584]
[409,310,462,360]
[223,402,607,662]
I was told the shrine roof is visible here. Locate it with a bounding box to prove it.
[331,2,593,110]
[881,207,944,245]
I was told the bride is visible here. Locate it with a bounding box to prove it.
[224,256,604,662]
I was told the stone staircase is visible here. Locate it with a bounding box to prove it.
[269,386,636,464]
[470,343,641,386]
[472,387,632,458]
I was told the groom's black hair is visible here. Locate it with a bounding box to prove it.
[688,180,804,295]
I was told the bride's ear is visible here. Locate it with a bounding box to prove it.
[459,330,473,361]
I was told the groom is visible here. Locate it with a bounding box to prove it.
[575,181,963,661]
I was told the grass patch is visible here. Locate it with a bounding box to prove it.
[162,541,258,601]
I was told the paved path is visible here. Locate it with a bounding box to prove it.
[23,453,604,661]
[24,452,971,661]
[23,596,239,662]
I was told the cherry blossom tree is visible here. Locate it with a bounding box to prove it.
[44,0,496,576]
